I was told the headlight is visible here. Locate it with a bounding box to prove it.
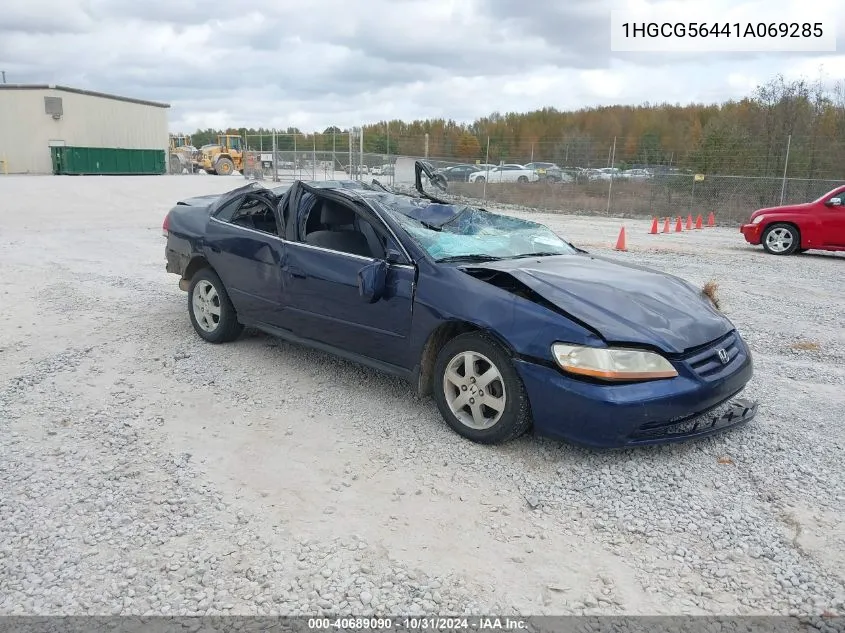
[752,215,765,224]
[551,343,678,381]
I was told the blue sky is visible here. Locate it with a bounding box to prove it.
[1,0,843,132]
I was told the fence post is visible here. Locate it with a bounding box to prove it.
[348,130,353,178]
[424,133,429,159]
[386,122,391,185]
[690,175,696,215]
[332,128,336,177]
[293,133,298,180]
[606,136,616,215]
[359,127,364,180]
[272,129,278,183]
[312,136,317,180]
[780,134,791,205]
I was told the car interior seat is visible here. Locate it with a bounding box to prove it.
[304,201,373,258]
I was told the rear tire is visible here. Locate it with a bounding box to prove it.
[517,175,529,183]
[188,268,243,343]
[474,176,485,183]
[762,223,800,255]
[432,332,532,444]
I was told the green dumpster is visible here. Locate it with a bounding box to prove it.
[50,147,166,175]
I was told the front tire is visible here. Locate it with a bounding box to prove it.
[215,157,234,176]
[517,175,529,183]
[188,268,243,343]
[474,176,485,183]
[762,223,800,255]
[432,332,532,444]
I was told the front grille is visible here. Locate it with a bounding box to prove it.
[684,331,745,380]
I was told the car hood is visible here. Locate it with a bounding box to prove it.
[750,203,811,218]
[467,254,733,354]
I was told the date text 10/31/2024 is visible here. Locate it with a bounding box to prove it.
[307,617,528,630]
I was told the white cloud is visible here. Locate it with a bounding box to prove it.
[1,0,843,131]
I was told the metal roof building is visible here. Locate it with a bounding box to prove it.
[0,84,170,174]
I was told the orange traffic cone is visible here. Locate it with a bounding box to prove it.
[675,217,683,232]
[614,226,627,251]
[695,214,703,229]
[707,212,715,227]
[649,217,658,234]
[686,214,693,230]
[662,217,670,233]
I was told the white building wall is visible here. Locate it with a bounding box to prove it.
[0,87,169,174]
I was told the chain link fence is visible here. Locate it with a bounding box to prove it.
[240,131,403,184]
[158,127,844,223]
[440,172,845,225]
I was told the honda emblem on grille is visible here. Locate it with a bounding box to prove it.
[717,348,730,364]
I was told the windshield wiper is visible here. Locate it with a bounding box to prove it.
[436,254,505,262]
[509,251,566,259]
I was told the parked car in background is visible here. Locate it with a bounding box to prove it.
[740,185,845,255]
[579,168,604,181]
[596,167,622,181]
[434,164,482,182]
[621,168,653,180]
[524,162,574,183]
[468,164,540,183]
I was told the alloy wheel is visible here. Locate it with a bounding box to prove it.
[192,280,221,332]
[442,351,507,430]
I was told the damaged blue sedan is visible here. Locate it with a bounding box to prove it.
[163,161,756,448]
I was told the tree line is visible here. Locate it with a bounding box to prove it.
[181,74,845,180]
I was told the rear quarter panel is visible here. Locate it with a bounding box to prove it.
[165,205,210,276]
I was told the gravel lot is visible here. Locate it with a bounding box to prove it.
[1,174,844,617]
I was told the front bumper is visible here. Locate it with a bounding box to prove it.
[514,333,756,448]
[740,223,762,245]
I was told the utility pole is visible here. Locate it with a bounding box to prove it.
[1,71,6,84]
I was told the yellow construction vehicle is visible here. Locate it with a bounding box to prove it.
[168,134,200,173]
[198,135,244,175]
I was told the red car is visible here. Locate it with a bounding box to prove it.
[740,184,845,255]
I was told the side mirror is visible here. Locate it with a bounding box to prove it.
[826,197,842,207]
[357,260,387,303]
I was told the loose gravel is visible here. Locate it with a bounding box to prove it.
[1,175,844,617]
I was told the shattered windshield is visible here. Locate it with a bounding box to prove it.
[371,195,577,261]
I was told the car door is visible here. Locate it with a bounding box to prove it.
[204,191,287,325]
[280,191,416,370]
[458,165,474,181]
[820,191,845,247]
[502,166,522,182]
